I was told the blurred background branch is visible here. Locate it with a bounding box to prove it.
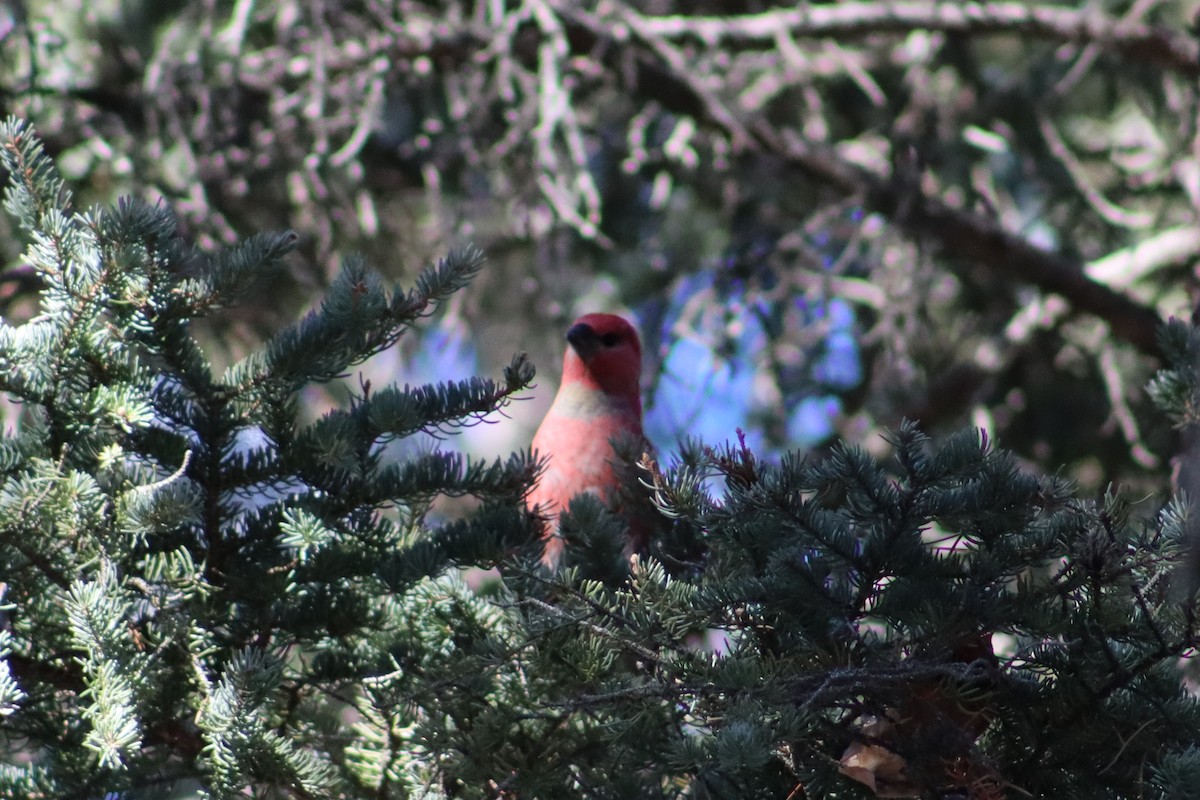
[2,0,1197,498]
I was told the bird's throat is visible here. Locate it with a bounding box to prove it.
[547,381,642,426]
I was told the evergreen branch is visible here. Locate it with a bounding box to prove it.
[374,502,536,591]
[294,448,537,518]
[223,249,487,405]
[178,231,299,314]
[2,527,74,591]
[0,125,134,459]
[375,450,537,503]
[0,117,71,234]
[521,596,665,666]
[313,352,535,445]
[392,245,487,320]
[65,565,146,770]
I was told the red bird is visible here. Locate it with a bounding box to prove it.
[528,313,651,568]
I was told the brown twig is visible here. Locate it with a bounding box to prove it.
[562,3,1166,358]
[635,2,1200,78]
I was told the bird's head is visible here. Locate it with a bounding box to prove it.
[560,313,643,402]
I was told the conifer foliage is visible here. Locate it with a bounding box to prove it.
[463,421,1200,798]
[0,119,538,797]
[3,119,1200,799]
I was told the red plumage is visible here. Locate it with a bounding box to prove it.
[528,313,650,567]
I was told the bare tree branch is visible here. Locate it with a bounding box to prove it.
[563,3,1166,358]
[637,1,1200,77]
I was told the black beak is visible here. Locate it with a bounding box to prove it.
[566,322,601,359]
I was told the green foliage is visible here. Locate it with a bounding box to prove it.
[1148,318,1200,428]
[3,118,1200,800]
[478,424,1198,798]
[0,119,538,798]
[1152,746,1200,799]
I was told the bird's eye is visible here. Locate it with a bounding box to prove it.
[600,332,621,347]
